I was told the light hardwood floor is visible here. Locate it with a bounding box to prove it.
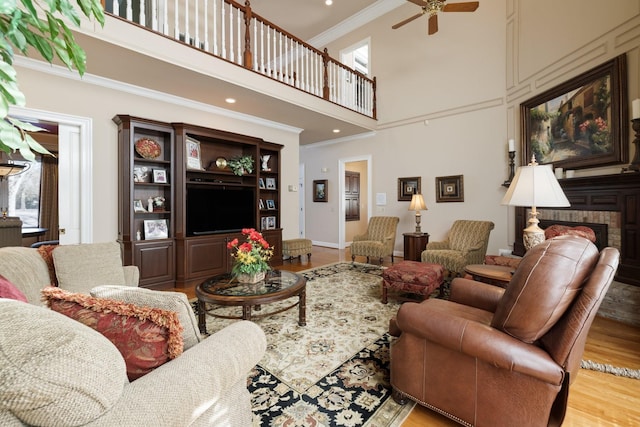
[172,246,640,426]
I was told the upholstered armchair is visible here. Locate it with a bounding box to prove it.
[350,216,400,264]
[421,219,494,275]
[391,236,620,427]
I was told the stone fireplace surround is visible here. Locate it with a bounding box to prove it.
[513,172,640,326]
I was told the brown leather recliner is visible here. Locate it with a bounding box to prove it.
[390,235,620,427]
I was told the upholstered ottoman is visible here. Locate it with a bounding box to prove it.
[282,238,312,261]
[382,261,444,304]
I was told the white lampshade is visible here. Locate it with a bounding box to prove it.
[501,156,569,250]
[409,193,427,211]
[409,193,427,233]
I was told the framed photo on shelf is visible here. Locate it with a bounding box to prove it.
[435,175,464,203]
[266,199,275,210]
[144,219,169,240]
[152,169,167,183]
[186,137,203,170]
[313,179,327,202]
[133,199,147,212]
[266,177,277,189]
[261,216,268,230]
[521,54,627,170]
[266,216,276,230]
[259,178,266,189]
[397,177,421,201]
[133,166,150,183]
[259,199,265,210]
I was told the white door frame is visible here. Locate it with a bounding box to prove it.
[298,162,305,238]
[338,155,372,250]
[9,106,93,243]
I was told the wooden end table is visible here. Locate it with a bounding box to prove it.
[196,269,306,334]
[403,232,430,262]
[464,264,514,288]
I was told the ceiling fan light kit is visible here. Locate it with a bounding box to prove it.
[393,0,479,35]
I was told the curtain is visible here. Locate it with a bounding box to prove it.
[39,154,59,242]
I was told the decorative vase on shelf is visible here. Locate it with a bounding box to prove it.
[236,271,266,284]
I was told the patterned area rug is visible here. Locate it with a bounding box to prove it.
[199,262,416,427]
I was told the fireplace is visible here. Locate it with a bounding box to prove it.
[514,172,640,287]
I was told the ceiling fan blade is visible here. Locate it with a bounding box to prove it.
[443,1,479,12]
[407,0,427,6]
[428,14,438,35]
[392,13,425,30]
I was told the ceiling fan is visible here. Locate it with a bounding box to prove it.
[392,0,479,35]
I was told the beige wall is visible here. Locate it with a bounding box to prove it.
[15,64,301,243]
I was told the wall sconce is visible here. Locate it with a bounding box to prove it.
[502,138,516,187]
[409,193,427,233]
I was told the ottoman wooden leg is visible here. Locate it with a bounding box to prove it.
[382,280,388,304]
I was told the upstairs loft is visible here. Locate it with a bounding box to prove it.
[46,0,378,144]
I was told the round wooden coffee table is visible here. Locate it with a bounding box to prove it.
[464,264,514,288]
[196,269,306,334]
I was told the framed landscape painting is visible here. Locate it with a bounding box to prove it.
[521,54,628,170]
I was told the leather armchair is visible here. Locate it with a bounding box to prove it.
[391,236,620,427]
[421,219,494,275]
[350,216,399,263]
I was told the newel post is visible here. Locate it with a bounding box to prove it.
[322,48,330,100]
[243,0,253,69]
[372,76,377,120]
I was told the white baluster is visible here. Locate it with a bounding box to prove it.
[203,0,208,50]
[213,0,218,55]
[126,0,132,21]
[259,22,264,74]
[174,0,179,38]
[184,0,190,45]
[221,0,226,59]
[112,0,119,17]
[236,8,241,65]
[228,6,234,62]
[194,0,199,48]
[163,0,169,35]
[151,0,157,31]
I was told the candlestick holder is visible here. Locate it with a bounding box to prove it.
[502,150,516,187]
[623,119,640,172]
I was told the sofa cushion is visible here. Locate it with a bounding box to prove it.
[0,247,53,305]
[0,299,126,426]
[90,285,202,350]
[491,236,599,343]
[42,287,184,380]
[0,275,27,302]
[52,242,127,292]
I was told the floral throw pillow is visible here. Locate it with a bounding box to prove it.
[42,287,184,381]
[0,275,27,302]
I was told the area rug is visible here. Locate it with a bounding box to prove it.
[199,262,416,427]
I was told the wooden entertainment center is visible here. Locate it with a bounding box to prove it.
[114,115,283,290]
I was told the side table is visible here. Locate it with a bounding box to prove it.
[464,264,514,288]
[403,232,430,262]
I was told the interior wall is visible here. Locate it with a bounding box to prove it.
[15,63,301,243]
[345,160,368,243]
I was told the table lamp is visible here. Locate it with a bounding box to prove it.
[409,193,427,233]
[501,155,570,250]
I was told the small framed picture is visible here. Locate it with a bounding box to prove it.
[261,216,267,230]
[266,216,276,230]
[398,177,421,201]
[436,175,464,203]
[266,177,276,189]
[266,199,275,210]
[259,178,266,189]
[133,166,151,183]
[313,179,327,202]
[144,219,169,240]
[259,199,265,210]
[133,199,147,212]
[186,137,203,170]
[152,169,167,183]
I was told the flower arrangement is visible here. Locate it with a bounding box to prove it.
[227,228,274,279]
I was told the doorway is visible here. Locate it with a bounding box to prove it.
[9,106,93,244]
[338,155,372,250]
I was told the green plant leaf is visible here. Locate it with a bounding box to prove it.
[0,0,18,14]
[18,0,38,17]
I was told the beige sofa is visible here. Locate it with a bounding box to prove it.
[0,242,266,426]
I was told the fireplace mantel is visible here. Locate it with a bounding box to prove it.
[514,172,640,286]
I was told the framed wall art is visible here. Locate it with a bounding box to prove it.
[144,219,168,240]
[152,169,167,183]
[436,175,464,203]
[313,179,327,202]
[186,137,203,170]
[397,177,421,201]
[521,54,628,170]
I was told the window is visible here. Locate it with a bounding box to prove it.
[8,157,41,227]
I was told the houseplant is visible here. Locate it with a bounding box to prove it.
[227,228,273,283]
[0,0,105,161]
[227,155,254,176]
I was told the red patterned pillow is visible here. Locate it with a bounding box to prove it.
[42,287,183,381]
[0,275,27,302]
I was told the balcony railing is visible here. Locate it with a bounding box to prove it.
[105,0,377,119]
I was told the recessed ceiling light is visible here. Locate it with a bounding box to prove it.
[225,98,236,104]
[333,129,340,133]
[325,0,333,5]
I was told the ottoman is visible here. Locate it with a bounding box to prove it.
[282,238,312,261]
[382,260,444,304]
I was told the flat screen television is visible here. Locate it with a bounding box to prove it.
[186,186,256,236]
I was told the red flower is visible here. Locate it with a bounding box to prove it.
[226,238,239,249]
[239,242,253,252]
